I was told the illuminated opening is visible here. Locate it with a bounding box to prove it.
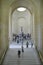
[17,7,26,11]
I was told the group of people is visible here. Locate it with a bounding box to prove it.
[12,33,31,42]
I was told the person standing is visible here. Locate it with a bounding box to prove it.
[18,50,21,58]
[22,45,24,52]
[26,41,29,48]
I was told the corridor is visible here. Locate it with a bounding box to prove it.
[2,42,41,65]
[0,0,43,65]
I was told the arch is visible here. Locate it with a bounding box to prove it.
[9,0,37,45]
[11,6,32,15]
[9,0,37,15]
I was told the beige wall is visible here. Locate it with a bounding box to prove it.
[0,0,9,63]
[0,0,1,61]
[40,0,43,58]
[34,0,43,61]
[0,0,1,47]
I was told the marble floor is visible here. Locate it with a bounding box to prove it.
[2,41,42,65]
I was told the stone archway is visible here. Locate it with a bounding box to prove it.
[9,0,36,46]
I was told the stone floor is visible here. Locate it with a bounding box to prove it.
[2,41,42,65]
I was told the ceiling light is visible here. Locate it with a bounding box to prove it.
[17,7,26,11]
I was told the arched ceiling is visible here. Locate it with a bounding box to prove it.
[1,0,40,14]
[12,8,32,34]
[12,8,31,21]
[10,0,39,14]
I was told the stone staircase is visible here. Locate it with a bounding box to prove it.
[2,47,41,65]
